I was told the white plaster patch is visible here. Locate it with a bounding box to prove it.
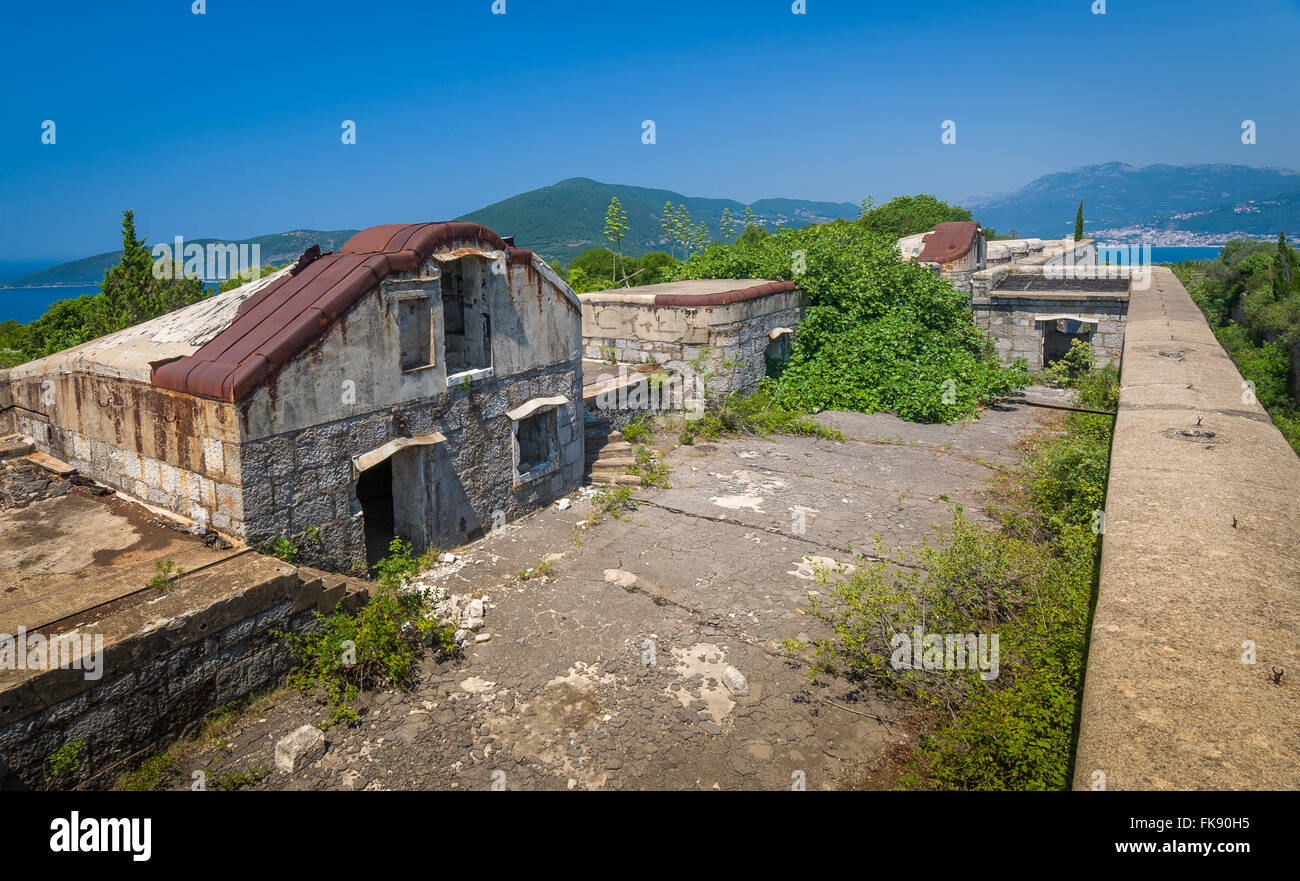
[709,494,765,512]
[665,642,735,725]
[789,555,858,582]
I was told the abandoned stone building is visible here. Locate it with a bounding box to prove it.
[970,262,1133,370]
[579,279,807,406]
[897,223,1119,370]
[3,222,584,571]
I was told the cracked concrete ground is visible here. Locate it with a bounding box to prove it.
[160,394,1059,791]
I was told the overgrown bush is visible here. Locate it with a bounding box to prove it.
[788,366,1115,789]
[674,220,1029,422]
[277,537,454,726]
[687,383,844,441]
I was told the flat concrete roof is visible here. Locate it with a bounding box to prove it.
[0,483,242,635]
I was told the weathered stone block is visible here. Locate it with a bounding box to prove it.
[274,725,326,773]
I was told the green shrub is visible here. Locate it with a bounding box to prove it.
[1044,339,1095,388]
[687,383,844,441]
[674,220,1028,422]
[277,537,455,726]
[627,447,670,488]
[590,486,637,522]
[620,413,656,444]
[253,534,300,563]
[789,367,1114,790]
[147,558,185,591]
[45,740,83,787]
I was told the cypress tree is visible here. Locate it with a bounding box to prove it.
[1074,201,1085,242]
[1274,229,1292,299]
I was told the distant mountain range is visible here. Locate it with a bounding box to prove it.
[967,162,1300,242]
[2,179,854,288]
[9,165,1298,289]
[1,230,360,289]
[454,177,858,260]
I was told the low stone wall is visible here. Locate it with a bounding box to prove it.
[1072,267,1300,790]
[581,289,806,398]
[0,555,366,790]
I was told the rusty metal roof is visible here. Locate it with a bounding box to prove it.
[916,221,982,264]
[151,222,516,402]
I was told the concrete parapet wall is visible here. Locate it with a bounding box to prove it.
[1072,267,1300,790]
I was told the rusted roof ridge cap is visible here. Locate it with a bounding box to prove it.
[651,279,798,307]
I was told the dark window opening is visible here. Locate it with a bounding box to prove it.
[442,260,491,373]
[765,334,793,379]
[1043,324,1092,367]
[356,458,394,570]
[399,296,432,371]
[517,409,558,475]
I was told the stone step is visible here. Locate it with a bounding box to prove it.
[25,451,76,477]
[589,455,636,469]
[588,473,643,487]
[585,441,631,461]
[294,565,372,613]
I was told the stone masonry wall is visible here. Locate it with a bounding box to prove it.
[7,361,582,574]
[6,371,243,533]
[234,360,583,572]
[582,291,805,399]
[0,558,345,790]
[11,411,243,532]
[974,298,1128,370]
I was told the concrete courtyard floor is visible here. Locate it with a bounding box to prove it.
[159,393,1062,791]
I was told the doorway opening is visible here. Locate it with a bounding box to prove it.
[356,457,394,570]
[1042,322,1092,368]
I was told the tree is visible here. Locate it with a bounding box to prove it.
[660,201,678,259]
[719,207,737,242]
[1274,230,1293,300]
[603,196,629,283]
[856,196,875,220]
[857,194,973,239]
[91,209,205,339]
[91,209,155,337]
[1074,201,1085,242]
[673,204,693,258]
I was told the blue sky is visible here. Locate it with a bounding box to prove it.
[2,0,1299,261]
